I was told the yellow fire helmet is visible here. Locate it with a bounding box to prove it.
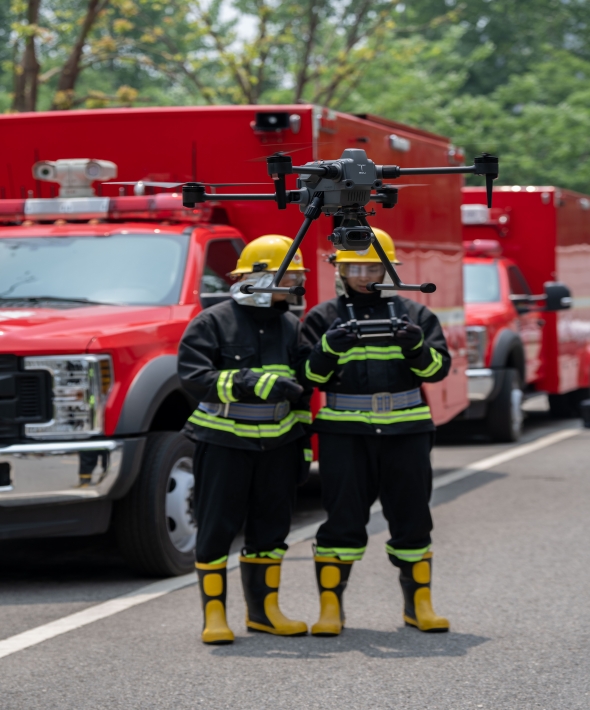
[334,227,401,264]
[230,234,306,275]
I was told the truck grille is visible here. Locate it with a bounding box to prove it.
[0,356,52,441]
[17,376,43,417]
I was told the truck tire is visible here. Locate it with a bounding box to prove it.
[486,368,523,442]
[114,432,196,577]
[549,387,590,418]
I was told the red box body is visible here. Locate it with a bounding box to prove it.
[0,105,468,426]
[463,186,590,393]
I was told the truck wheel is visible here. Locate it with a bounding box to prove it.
[486,368,523,442]
[114,432,196,577]
[549,388,590,418]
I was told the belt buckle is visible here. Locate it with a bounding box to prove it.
[273,401,290,422]
[200,402,223,417]
[371,392,393,413]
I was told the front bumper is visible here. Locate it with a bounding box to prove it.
[0,438,145,507]
[466,368,496,402]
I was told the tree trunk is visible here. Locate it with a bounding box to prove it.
[12,0,41,112]
[52,0,107,107]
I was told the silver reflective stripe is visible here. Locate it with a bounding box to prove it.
[326,388,422,413]
[198,401,290,422]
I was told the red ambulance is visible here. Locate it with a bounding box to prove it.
[0,106,468,574]
[460,186,590,441]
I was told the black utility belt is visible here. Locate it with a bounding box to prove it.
[326,389,422,413]
[199,401,291,422]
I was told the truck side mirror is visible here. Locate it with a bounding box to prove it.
[544,281,572,311]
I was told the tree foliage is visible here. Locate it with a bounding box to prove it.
[1,0,590,190]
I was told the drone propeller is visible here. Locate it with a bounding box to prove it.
[382,183,429,189]
[247,145,327,163]
[108,180,269,188]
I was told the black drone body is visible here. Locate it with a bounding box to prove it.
[111,148,498,299]
[179,147,498,299]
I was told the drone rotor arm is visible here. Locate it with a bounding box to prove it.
[379,153,498,207]
[241,193,325,296]
[359,218,436,294]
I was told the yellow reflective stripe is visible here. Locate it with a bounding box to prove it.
[254,372,278,399]
[321,333,341,357]
[293,409,312,425]
[410,348,443,378]
[261,372,279,399]
[225,370,238,403]
[207,555,229,566]
[304,448,313,462]
[412,334,425,350]
[253,372,270,398]
[337,345,404,364]
[217,370,239,404]
[252,365,296,377]
[259,548,285,559]
[315,405,432,425]
[316,546,366,561]
[216,371,228,402]
[188,410,299,438]
[385,544,431,562]
[305,360,333,384]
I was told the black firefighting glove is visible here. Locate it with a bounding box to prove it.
[392,315,424,356]
[237,369,304,403]
[321,318,360,357]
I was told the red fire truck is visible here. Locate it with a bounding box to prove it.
[460,186,590,441]
[0,106,467,575]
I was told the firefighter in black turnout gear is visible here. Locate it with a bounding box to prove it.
[302,229,451,635]
[178,235,312,644]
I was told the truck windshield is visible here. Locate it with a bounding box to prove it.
[0,234,189,306]
[463,263,501,303]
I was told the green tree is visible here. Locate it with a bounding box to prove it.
[391,0,590,94]
[343,26,590,191]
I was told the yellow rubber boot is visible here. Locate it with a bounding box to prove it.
[239,556,308,636]
[397,552,450,633]
[311,556,354,637]
[196,561,235,645]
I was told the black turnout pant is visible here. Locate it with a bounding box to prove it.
[316,432,434,563]
[193,440,299,564]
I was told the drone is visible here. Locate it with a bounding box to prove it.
[110,148,499,301]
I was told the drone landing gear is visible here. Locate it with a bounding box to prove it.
[239,194,324,297]
[240,200,436,298]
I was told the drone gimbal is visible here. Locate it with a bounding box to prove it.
[182,149,499,297]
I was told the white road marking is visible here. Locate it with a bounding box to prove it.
[430,426,580,490]
[0,426,580,660]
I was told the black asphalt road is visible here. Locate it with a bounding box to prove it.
[1,409,588,709]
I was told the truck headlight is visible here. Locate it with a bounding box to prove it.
[23,355,113,439]
[465,326,488,368]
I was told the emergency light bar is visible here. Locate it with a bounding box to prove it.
[463,239,503,257]
[0,193,208,225]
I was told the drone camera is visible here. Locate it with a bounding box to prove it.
[328,225,373,251]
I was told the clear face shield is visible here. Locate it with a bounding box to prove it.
[339,263,387,280]
[230,271,306,308]
[336,262,387,297]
